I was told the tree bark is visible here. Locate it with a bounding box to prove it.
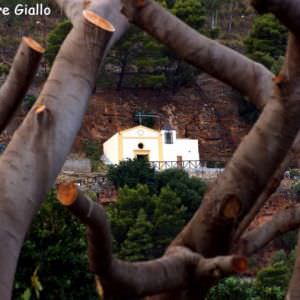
[121,0,273,108]
[172,30,300,300]
[236,204,300,255]
[57,183,248,298]
[0,11,114,299]
[0,37,44,133]
[54,0,130,50]
[233,128,300,241]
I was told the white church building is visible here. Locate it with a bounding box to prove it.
[103,125,200,166]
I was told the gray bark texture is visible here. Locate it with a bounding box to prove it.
[0,37,44,133]
[0,10,114,299]
[1,0,300,299]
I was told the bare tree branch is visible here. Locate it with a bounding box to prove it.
[0,37,44,133]
[57,182,248,298]
[233,31,300,242]
[157,32,300,300]
[236,204,300,255]
[233,127,300,242]
[121,0,273,109]
[0,11,114,299]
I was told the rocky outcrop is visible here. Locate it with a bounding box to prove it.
[76,75,251,162]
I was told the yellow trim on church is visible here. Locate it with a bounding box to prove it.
[158,133,163,161]
[116,126,165,162]
[118,132,123,161]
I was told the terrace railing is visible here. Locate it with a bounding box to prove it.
[150,160,225,174]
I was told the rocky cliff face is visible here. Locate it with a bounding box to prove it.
[75,74,252,162]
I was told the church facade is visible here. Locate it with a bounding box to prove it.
[103,125,199,165]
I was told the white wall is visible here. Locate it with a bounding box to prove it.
[122,138,160,161]
[103,126,199,165]
[103,133,119,164]
[176,139,199,161]
[161,129,199,161]
[161,130,176,161]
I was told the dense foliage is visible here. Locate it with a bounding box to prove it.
[45,19,73,67]
[14,190,98,300]
[245,14,288,72]
[107,158,157,192]
[207,249,295,300]
[102,0,206,89]
[107,159,207,259]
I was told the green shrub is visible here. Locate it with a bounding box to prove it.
[156,168,207,220]
[245,14,287,70]
[45,20,72,67]
[107,160,206,259]
[14,189,97,300]
[0,63,9,76]
[108,184,190,259]
[23,94,37,111]
[119,208,155,261]
[207,277,256,300]
[256,261,289,293]
[290,169,300,179]
[207,249,296,300]
[107,158,157,193]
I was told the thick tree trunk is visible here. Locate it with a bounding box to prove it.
[1,0,299,299]
[121,0,273,108]
[0,37,44,133]
[0,11,114,299]
[167,37,300,300]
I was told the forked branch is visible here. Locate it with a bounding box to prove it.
[236,204,300,255]
[57,183,248,298]
[233,128,300,242]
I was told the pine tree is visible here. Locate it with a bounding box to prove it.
[119,209,154,261]
[152,186,187,256]
[245,14,287,72]
[102,0,207,89]
[45,19,73,67]
[107,184,154,251]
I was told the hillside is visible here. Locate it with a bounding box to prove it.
[75,74,252,162]
[0,0,258,161]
